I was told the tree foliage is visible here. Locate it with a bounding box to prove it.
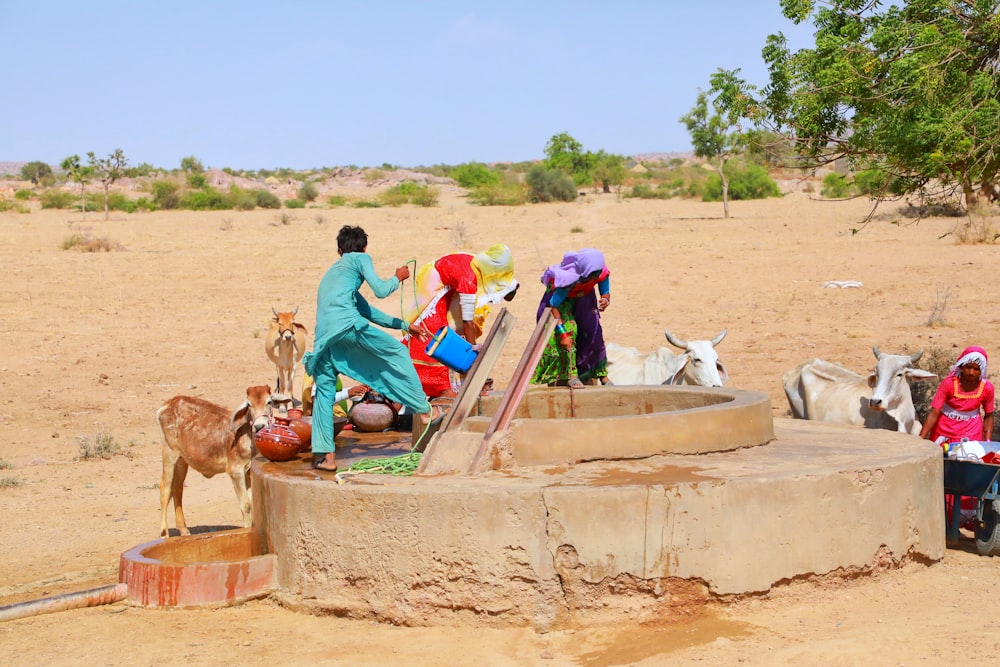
[180,155,205,173]
[544,132,596,185]
[525,165,578,202]
[60,155,94,218]
[21,161,53,185]
[680,90,744,217]
[712,0,1000,210]
[88,149,129,220]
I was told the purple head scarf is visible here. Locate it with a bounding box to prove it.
[540,249,606,288]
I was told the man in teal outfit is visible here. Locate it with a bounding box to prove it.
[303,225,434,472]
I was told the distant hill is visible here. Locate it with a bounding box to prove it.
[0,162,26,176]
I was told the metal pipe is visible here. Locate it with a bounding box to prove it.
[0,582,128,623]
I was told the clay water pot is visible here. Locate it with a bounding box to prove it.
[287,408,312,452]
[349,401,396,432]
[255,416,302,462]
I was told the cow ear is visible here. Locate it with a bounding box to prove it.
[717,361,729,385]
[906,369,938,382]
[230,401,250,431]
[294,322,309,334]
[667,357,689,385]
[867,373,877,388]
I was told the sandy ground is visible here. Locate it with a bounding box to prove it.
[2,192,1000,665]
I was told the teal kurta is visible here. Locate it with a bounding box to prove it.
[304,252,430,454]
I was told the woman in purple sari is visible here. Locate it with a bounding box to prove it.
[531,249,611,388]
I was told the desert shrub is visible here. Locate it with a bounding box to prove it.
[379,188,409,207]
[725,163,781,200]
[525,165,577,203]
[451,162,500,188]
[255,189,281,209]
[76,426,130,460]
[298,181,319,202]
[821,172,851,198]
[284,198,305,209]
[0,459,12,470]
[152,180,182,209]
[327,195,347,207]
[187,172,207,189]
[467,182,528,206]
[14,189,32,200]
[0,477,23,489]
[0,199,29,213]
[106,192,140,213]
[181,187,229,210]
[62,233,123,252]
[228,186,257,211]
[353,200,381,208]
[363,169,385,185]
[852,168,888,196]
[410,186,438,207]
[39,189,77,209]
[628,183,671,200]
[703,163,781,201]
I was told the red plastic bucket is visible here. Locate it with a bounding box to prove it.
[425,326,477,373]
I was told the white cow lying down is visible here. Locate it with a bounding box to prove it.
[606,329,728,387]
[782,347,937,434]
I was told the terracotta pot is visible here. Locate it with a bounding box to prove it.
[255,417,301,462]
[287,410,312,452]
[350,401,396,432]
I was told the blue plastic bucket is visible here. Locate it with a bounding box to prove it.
[425,326,477,373]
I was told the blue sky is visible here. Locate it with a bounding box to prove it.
[1,1,816,170]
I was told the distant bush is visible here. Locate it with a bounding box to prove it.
[0,199,29,213]
[450,162,500,188]
[821,172,851,198]
[327,195,347,207]
[187,172,207,189]
[525,165,577,203]
[703,163,781,201]
[467,182,527,206]
[182,187,229,210]
[62,233,123,252]
[284,198,306,209]
[152,180,182,209]
[228,186,257,211]
[14,189,32,200]
[255,189,281,209]
[39,189,77,209]
[298,181,319,202]
[379,182,438,207]
[628,183,671,200]
[354,200,381,208]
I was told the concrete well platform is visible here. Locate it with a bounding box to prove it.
[250,386,945,629]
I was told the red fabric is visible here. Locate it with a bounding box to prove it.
[407,254,477,398]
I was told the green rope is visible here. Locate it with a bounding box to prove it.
[346,451,422,476]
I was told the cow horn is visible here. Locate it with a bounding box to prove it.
[293,306,299,316]
[272,307,279,318]
[910,349,924,363]
[664,330,687,349]
[710,329,728,347]
[873,345,882,360]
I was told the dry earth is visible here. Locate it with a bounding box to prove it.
[2,191,1000,665]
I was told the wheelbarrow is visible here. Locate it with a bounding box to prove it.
[943,457,1000,556]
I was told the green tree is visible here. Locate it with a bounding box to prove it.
[680,90,743,217]
[180,155,205,173]
[60,155,94,219]
[712,0,1000,211]
[591,151,627,196]
[87,149,129,220]
[543,132,596,185]
[20,161,53,185]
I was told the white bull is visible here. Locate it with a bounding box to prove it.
[606,329,729,386]
[782,347,937,435]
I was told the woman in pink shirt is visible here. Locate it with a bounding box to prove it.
[920,345,995,444]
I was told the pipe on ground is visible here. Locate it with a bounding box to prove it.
[0,583,128,623]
